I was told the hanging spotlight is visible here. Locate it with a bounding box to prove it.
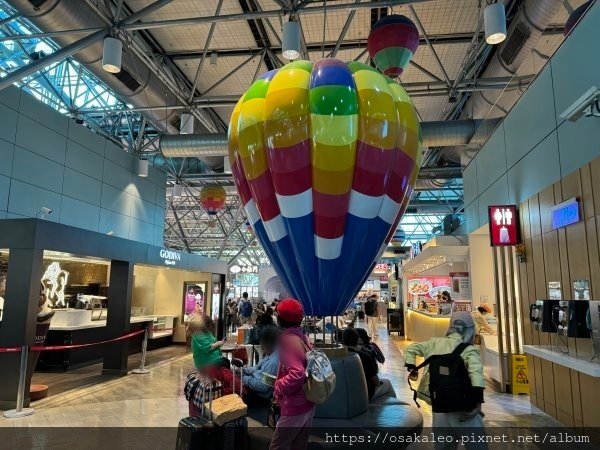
[102,37,122,73]
[484,3,507,45]
[282,19,301,60]
[179,113,194,134]
[210,52,218,65]
[136,159,149,177]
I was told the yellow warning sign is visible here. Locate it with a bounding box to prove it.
[511,355,530,395]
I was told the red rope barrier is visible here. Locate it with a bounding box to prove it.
[0,329,145,353]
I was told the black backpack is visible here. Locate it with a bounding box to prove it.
[409,342,475,413]
[364,300,376,316]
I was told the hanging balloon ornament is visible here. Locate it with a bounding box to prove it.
[228,60,422,315]
[199,185,226,215]
[245,220,254,233]
[564,1,592,36]
[367,14,419,78]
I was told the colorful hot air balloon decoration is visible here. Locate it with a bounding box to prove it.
[199,185,226,215]
[228,59,422,315]
[367,15,419,78]
[564,0,592,36]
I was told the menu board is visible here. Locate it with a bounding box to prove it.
[450,272,471,301]
[407,276,452,300]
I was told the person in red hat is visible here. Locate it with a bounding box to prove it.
[270,298,315,450]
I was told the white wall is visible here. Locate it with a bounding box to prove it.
[468,232,496,312]
[463,1,600,233]
[0,87,166,246]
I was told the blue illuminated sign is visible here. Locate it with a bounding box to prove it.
[551,197,580,230]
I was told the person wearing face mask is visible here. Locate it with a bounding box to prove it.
[404,312,487,450]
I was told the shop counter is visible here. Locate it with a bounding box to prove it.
[480,334,508,384]
[38,314,177,372]
[405,308,451,343]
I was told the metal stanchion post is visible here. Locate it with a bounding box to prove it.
[3,345,35,418]
[132,326,151,375]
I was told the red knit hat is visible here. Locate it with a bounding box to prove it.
[276,298,304,323]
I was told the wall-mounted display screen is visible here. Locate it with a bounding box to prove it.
[182,282,207,323]
[551,197,580,230]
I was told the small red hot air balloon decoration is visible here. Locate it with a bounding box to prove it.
[367,15,419,78]
[199,185,226,215]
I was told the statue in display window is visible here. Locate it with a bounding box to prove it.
[41,262,69,309]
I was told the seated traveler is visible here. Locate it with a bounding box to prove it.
[342,328,380,399]
[242,325,281,406]
[190,316,230,370]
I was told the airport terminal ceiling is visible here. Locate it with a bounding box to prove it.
[0,0,584,265]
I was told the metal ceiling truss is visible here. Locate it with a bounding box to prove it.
[0,0,567,267]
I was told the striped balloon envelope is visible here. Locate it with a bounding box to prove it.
[228,59,422,315]
[199,185,227,215]
[367,15,419,78]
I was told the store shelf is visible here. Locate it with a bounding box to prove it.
[523,345,600,377]
[150,330,173,339]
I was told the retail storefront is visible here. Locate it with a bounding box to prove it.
[401,234,507,384]
[0,219,227,409]
[401,236,471,342]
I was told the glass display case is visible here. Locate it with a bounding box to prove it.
[149,315,177,340]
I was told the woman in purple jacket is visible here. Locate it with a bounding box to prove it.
[270,298,315,450]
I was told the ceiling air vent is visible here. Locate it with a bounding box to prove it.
[112,68,141,92]
[500,22,530,67]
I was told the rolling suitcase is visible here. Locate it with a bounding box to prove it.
[177,380,221,449]
[220,359,249,450]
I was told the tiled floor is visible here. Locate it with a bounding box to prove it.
[0,321,561,446]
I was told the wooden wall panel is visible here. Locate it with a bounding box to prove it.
[531,234,547,301]
[521,199,531,241]
[562,170,582,201]
[533,355,544,402]
[523,238,540,345]
[590,158,600,214]
[502,156,600,427]
[542,231,561,294]
[580,372,600,427]
[539,186,556,234]
[580,163,595,219]
[528,353,537,404]
[519,261,533,346]
[566,221,590,284]
[586,217,600,298]
[553,364,573,419]
[557,228,572,303]
[529,194,542,237]
[541,359,556,407]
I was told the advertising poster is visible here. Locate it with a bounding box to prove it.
[182,282,207,324]
[548,281,562,300]
[407,276,452,300]
[450,272,471,301]
[573,280,590,300]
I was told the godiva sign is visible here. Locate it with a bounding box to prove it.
[160,249,181,266]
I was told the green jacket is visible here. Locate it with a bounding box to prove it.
[404,333,485,404]
[192,332,223,369]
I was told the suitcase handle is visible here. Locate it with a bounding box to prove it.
[201,380,222,421]
[231,358,244,396]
